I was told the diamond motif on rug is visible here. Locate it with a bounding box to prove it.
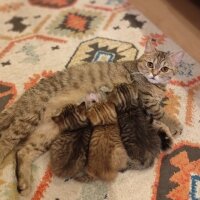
[152,143,200,200]
[67,37,138,67]
[47,9,104,39]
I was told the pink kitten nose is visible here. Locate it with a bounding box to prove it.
[152,72,159,77]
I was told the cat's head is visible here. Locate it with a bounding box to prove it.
[86,102,117,126]
[106,83,138,111]
[52,102,88,131]
[137,39,184,85]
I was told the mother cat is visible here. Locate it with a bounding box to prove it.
[0,40,183,195]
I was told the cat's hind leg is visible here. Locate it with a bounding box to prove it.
[0,117,40,164]
[16,120,59,196]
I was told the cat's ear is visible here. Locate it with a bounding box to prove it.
[77,102,86,114]
[145,39,156,54]
[169,51,184,66]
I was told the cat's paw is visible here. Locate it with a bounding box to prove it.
[17,178,31,196]
[168,120,183,136]
[162,115,183,137]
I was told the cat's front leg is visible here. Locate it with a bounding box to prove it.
[141,96,183,137]
[159,113,183,136]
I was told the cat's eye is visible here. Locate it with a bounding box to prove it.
[161,67,169,72]
[147,62,154,68]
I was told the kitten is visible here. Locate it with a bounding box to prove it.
[106,83,173,169]
[50,102,91,178]
[50,92,104,179]
[76,102,128,182]
[0,39,183,195]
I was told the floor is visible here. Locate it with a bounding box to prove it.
[129,0,200,63]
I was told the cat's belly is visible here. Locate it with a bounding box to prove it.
[42,67,132,122]
[43,84,113,121]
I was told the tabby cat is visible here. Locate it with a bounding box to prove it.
[106,83,173,170]
[76,102,128,182]
[0,39,183,195]
[50,102,91,178]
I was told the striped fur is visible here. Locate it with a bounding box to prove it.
[50,103,91,178]
[0,40,183,195]
[51,102,88,131]
[76,102,128,182]
[107,84,173,169]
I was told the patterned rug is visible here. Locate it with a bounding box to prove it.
[0,0,200,200]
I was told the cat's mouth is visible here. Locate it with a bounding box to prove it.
[148,77,159,84]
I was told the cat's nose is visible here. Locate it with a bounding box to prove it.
[152,71,159,77]
[152,74,157,78]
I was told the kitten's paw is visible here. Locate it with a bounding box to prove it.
[158,130,173,151]
[119,168,127,173]
[75,174,95,183]
[127,158,154,170]
[17,179,31,196]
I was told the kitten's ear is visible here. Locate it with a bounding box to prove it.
[77,102,86,114]
[51,116,60,124]
[145,39,156,53]
[169,51,184,66]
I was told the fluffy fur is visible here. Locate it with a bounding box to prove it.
[106,83,173,169]
[0,40,183,195]
[50,102,91,178]
[76,102,128,182]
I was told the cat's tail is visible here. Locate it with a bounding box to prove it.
[0,106,15,133]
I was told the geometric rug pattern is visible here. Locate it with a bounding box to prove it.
[0,0,200,200]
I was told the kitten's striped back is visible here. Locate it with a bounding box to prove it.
[107,83,138,111]
[86,102,117,126]
[52,102,88,131]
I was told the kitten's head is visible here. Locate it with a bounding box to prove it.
[106,83,138,111]
[137,39,184,85]
[86,102,117,126]
[52,102,88,131]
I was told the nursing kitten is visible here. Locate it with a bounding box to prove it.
[50,102,91,178]
[107,83,173,169]
[0,39,183,195]
[76,102,128,182]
